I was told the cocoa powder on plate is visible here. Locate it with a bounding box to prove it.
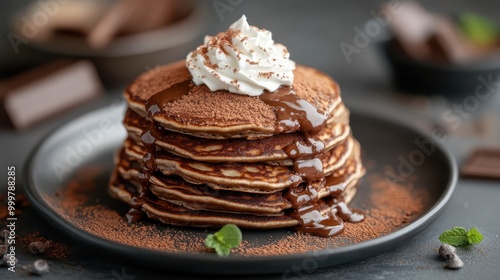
[47,170,426,256]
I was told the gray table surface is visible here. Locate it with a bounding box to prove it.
[1,0,499,279]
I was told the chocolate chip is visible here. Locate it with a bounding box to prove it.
[439,244,456,260]
[445,254,464,269]
[29,259,50,275]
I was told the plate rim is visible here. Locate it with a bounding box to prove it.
[24,106,458,274]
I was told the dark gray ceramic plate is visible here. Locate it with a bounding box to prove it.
[25,105,457,275]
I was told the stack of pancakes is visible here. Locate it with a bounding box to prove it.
[109,61,365,236]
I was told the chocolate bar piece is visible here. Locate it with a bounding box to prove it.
[387,2,479,63]
[461,148,500,180]
[0,60,102,130]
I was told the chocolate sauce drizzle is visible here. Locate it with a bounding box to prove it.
[125,81,191,223]
[259,86,364,236]
[259,87,327,183]
[126,80,363,237]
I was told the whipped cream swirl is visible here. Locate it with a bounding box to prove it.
[186,15,296,96]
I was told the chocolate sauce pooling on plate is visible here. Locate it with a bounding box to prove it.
[125,81,363,236]
[125,81,191,223]
[292,201,344,236]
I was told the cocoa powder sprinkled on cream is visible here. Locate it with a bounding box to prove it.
[186,15,295,96]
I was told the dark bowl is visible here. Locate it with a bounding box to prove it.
[10,0,206,86]
[380,38,500,97]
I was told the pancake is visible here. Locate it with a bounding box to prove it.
[124,108,351,164]
[115,151,292,215]
[122,136,356,193]
[109,170,299,228]
[114,145,364,216]
[110,22,366,236]
[108,169,360,229]
[125,61,343,139]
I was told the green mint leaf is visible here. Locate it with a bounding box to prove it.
[205,224,242,257]
[439,227,468,246]
[467,227,484,244]
[214,244,231,257]
[460,13,498,46]
[214,224,242,248]
[205,234,217,248]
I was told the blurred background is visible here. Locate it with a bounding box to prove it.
[0,0,499,278]
[1,0,499,164]
[2,0,500,84]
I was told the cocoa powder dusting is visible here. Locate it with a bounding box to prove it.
[48,169,426,257]
[19,233,71,260]
[126,62,341,132]
[126,61,191,103]
[46,167,206,253]
[165,84,276,128]
[236,174,426,256]
[204,29,241,56]
[63,204,204,253]
[341,174,425,244]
